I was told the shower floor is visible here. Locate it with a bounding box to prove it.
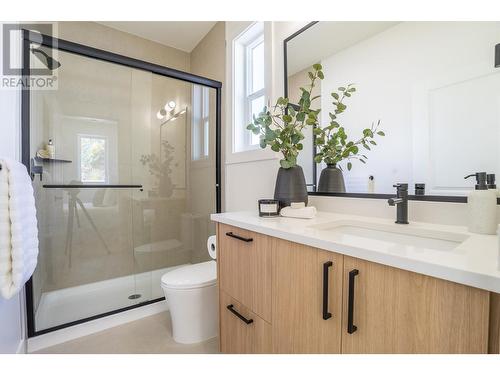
[35,264,188,332]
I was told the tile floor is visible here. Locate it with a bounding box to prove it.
[34,312,219,354]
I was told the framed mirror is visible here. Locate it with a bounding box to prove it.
[284,21,500,202]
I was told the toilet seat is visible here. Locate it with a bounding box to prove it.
[161,261,216,290]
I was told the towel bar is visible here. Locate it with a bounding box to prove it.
[43,184,143,189]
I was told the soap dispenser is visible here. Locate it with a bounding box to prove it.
[487,174,500,197]
[46,139,55,159]
[464,172,497,234]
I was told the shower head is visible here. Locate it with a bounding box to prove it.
[31,47,61,70]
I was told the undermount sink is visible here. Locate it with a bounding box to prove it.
[309,220,469,252]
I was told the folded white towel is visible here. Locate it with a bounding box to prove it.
[0,158,39,299]
[280,205,317,219]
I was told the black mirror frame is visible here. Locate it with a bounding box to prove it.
[283,21,498,204]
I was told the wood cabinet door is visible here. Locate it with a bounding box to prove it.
[219,291,272,354]
[489,293,500,354]
[272,238,343,353]
[218,224,272,322]
[341,256,490,353]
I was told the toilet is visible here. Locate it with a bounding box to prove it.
[161,238,217,344]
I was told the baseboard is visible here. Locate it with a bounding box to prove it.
[27,299,168,353]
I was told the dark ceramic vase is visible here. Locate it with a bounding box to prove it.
[274,165,308,208]
[318,164,346,193]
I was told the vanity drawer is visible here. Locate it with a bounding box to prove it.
[219,291,272,354]
[217,223,272,322]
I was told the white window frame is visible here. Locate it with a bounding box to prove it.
[191,85,210,162]
[232,22,267,154]
[244,34,265,147]
[77,134,108,184]
[226,21,277,165]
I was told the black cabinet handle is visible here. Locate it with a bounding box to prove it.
[347,269,359,334]
[225,231,253,242]
[226,304,254,325]
[322,261,333,320]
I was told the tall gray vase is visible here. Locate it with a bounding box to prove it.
[274,165,308,208]
[318,164,346,193]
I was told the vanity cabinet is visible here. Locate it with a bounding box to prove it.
[341,256,490,353]
[272,239,343,353]
[216,223,492,354]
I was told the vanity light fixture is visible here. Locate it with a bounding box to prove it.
[161,108,187,126]
[156,108,167,120]
[157,101,177,120]
[495,44,500,68]
[165,101,176,111]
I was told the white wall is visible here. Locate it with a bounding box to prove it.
[0,25,26,354]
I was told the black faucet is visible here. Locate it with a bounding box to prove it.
[388,183,409,224]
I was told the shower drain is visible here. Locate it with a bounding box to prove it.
[128,294,142,300]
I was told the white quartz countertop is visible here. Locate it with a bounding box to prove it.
[211,211,500,294]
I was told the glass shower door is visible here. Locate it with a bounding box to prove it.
[129,74,218,302]
[30,48,148,332]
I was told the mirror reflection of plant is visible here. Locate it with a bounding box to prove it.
[313,84,385,171]
[140,140,178,181]
[246,64,324,169]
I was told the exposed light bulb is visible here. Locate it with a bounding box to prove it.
[156,108,167,119]
[165,101,176,111]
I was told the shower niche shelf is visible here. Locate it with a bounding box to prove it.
[35,157,72,164]
[30,157,72,181]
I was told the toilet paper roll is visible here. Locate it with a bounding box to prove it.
[207,235,217,260]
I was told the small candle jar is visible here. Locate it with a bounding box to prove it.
[258,199,280,217]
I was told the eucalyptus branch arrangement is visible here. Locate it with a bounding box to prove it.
[246,64,324,169]
[313,84,385,171]
[140,140,177,180]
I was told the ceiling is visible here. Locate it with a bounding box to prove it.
[287,22,399,76]
[98,21,217,53]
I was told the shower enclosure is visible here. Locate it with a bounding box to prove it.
[21,31,221,336]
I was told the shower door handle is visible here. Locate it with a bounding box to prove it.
[43,184,143,189]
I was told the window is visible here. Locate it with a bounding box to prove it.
[79,135,107,183]
[233,22,266,152]
[246,36,265,146]
[192,84,210,161]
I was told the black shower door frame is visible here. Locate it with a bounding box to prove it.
[21,29,222,337]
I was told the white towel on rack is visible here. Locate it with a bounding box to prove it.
[0,158,39,299]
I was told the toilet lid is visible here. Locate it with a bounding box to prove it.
[161,261,216,289]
